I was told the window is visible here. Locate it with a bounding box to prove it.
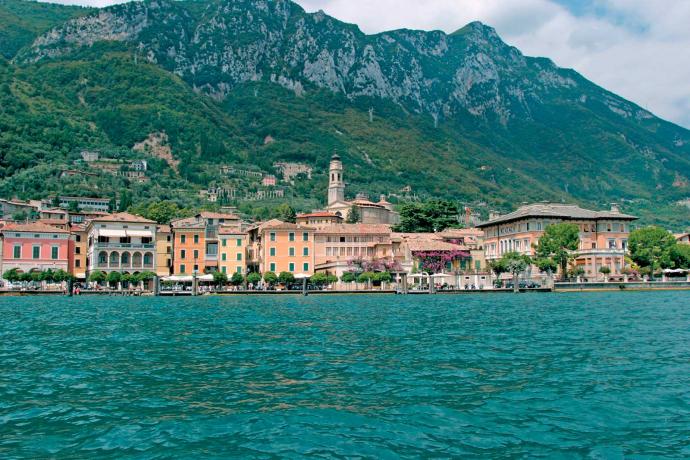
[303,263,309,272]
[270,248,276,257]
[75,260,81,268]
[194,235,199,244]
[51,246,59,260]
[181,250,186,259]
[180,264,186,273]
[32,245,40,259]
[289,232,295,242]
[608,239,617,249]
[236,267,242,274]
[221,266,226,274]
[289,262,295,272]
[222,239,227,247]
[13,245,21,259]
[75,247,81,255]
[236,238,242,247]
[181,235,186,244]
[270,263,276,272]
[221,253,227,261]
[289,247,295,257]
[270,232,276,242]
[193,250,199,259]
[302,232,309,242]
[76,235,81,242]
[303,247,309,256]
[236,253,242,261]
[194,264,199,272]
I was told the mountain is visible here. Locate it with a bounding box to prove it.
[1,0,690,227]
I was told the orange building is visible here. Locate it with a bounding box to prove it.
[296,212,343,228]
[156,225,173,277]
[477,203,638,278]
[70,223,88,280]
[170,212,242,275]
[313,224,393,277]
[248,219,315,275]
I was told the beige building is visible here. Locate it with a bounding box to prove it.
[70,223,88,280]
[296,212,344,228]
[313,224,394,277]
[478,203,638,278]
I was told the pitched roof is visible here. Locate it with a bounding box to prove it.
[157,224,172,233]
[90,212,156,224]
[218,226,247,235]
[297,212,342,219]
[1,222,70,234]
[197,212,240,220]
[315,224,392,235]
[394,232,469,252]
[170,217,205,229]
[477,203,638,228]
[258,219,314,232]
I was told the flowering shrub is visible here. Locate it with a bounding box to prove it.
[413,250,470,273]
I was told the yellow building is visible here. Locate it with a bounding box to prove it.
[156,225,173,277]
[218,228,248,275]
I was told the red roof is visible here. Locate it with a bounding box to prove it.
[90,212,156,224]
[297,212,342,219]
[1,222,70,234]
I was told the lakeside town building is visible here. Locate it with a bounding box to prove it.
[85,213,158,276]
[218,227,248,276]
[477,203,638,277]
[248,219,315,275]
[0,223,72,275]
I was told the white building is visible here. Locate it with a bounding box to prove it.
[86,212,157,275]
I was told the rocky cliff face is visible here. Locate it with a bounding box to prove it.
[19,0,650,126]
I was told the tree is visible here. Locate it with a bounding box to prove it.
[263,271,278,286]
[535,258,558,275]
[357,271,376,284]
[213,271,229,287]
[89,271,106,283]
[628,226,676,277]
[393,200,461,233]
[346,205,361,224]
[500,252,531,292]
[106,271,122,287]
[670,244,690,269]
[230,272,244,286]
[373,271,392,284]
[139,271,156,281]
[246,272,262,286]
[488,259,508,287]
[3,268,20,282]
[534,223,580,278]
[341,272,357,283]
[310,272,329,286]
[118,189,133,212]
[599,266,611,280]
[274,204,296,223]
[278,271,295,284]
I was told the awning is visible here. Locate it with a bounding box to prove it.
[163,275,194,282]
[99,229,127,237]
[126,230,152,237]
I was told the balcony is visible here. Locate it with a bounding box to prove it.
[95,242,155,250]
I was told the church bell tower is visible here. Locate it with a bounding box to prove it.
[328,153,345,206]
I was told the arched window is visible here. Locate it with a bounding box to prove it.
[132,252,142,267]
[109,252,119,267]
[121,252,130,266]
[143,252,153,267]
[98,251,108,265]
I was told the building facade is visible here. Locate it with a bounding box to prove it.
[156,225,173,277]
[313,224,394,277]
[248,220,315,275]
[218,228,248,275]
[478,203,638,277]
[70,223,88,280]
[86,213,157,275]
[0,223,71,275]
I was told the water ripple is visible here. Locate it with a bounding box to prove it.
[1,292,689,458]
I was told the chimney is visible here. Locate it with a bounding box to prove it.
[489,211,500,220]
[610,203,620,213]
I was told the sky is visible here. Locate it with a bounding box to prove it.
[42,0,690,129]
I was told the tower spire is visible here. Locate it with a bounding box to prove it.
[328,151,345,206]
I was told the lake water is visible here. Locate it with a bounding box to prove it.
[1,292,689,458]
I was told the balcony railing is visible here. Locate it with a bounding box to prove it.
[95,242,155,250]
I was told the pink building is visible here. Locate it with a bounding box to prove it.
[262,175,277,187]
[0,223,71,275]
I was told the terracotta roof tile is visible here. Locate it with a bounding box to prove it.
[90,212,156,224]
[1,222,70,234]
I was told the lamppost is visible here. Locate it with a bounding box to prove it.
[192,254,198,296]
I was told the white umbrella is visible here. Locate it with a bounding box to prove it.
[294,273,310,280]
[431,273,450,279]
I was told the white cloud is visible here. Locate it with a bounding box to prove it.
[37,0,690,128]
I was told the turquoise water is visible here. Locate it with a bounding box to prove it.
[1,292,689,458]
